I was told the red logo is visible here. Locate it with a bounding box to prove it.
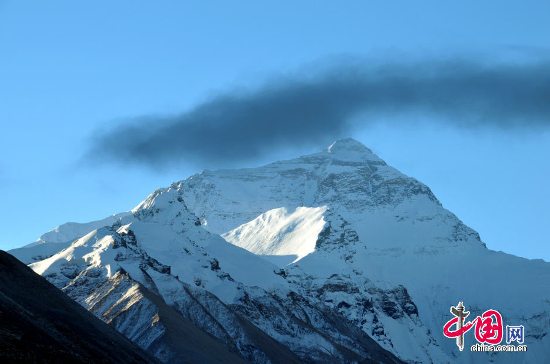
[443,302,503,351]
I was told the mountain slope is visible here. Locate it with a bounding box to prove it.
[0,250,154,364]
[11,186,400,363]
[10,138,549,363]
[222,206,327,265]
[178,138,550,363]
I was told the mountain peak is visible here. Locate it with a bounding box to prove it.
[326,138,380,162]
[328,137,366,151]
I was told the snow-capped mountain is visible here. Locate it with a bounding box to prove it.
[10,138,550,363]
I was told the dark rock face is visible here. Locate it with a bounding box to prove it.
[301,271,425,353]
[231,290,403,364]
[84,270,248,364]
[0,250,154,364]
[315,211,360,252]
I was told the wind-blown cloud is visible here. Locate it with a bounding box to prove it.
[87,58,550,168]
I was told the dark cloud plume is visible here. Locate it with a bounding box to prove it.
[88,59,550,168]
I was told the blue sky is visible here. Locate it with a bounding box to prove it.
[0,1,549,261]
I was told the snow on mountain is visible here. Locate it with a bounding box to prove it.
[9,137,550,363]
[180,137,420,237]
[36,212,130,244]
[12,180,399,363]
[11,212,130,264]
[177,138,550,363]
[222,206,327,265]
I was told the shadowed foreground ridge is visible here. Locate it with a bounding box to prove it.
[0,250,154,364]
